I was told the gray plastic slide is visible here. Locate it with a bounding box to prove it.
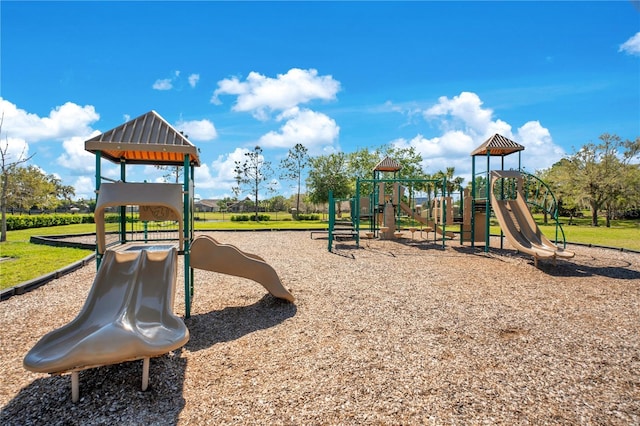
[190,235,295,302]
[24,248,189,401]
[490,170,574,265]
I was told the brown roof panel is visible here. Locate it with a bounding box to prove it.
[85,110,200,166]
[374,156,402,172]
[470,133,525,157]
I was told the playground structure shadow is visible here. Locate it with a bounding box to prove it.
[450,245,640,280]
[185,294,297,352]
[2,295,295,425]
[1,354,187,426]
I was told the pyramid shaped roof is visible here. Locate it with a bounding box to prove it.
[470,133,524,157]
[374,156,402,172]
[85,110,200,166]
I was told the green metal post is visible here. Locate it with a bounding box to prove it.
[120,160,127,245]
[95,152,102,269]
[500,156,505,250]
[471,156,475,248]
[485,150,490,253]
[441,178,446,249]
[328,190,335,252]
[355,180,361,248]
[183,154,192,318]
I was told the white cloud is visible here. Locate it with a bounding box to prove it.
[197,148,252,196]
[152,78,173,90]
[258,107,339,153]
[392,130,476,176]
[57,133,100,173]
[0,98,99,141]
[188,74,200,88]
[175,118,217,141]
[211,68,340,120]
[619,32,640,56]
[515,120,564,172]
[425,91,493,136]
[1,137,30,163]
[71,176,95,200]
[397,91,566,179]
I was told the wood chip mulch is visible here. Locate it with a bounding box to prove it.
[1,231,639,425]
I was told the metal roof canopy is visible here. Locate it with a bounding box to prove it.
[374,156,402,172]
[470,133,524,157]
[85,110,201,167]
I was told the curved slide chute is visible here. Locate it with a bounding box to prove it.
[24,248,189,401]
[190,235,295,302]
[490,171,574,265]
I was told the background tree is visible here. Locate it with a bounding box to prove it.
[346,145,426,197]
[543,133,639,227]
[4,165,72,211]
[279,143,309,219]
[306,153,351,214]
[155,165,183,183]
[217,197,234,220]
[1,113,35,241]
[234,146,273,221]
[154,132,192,183]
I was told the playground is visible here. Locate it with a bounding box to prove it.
[1,112,639,424]
[2,230,639,424]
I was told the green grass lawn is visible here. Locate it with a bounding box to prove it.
[1,224,96,290]
[1,214,639,291]
[0,218,328,290]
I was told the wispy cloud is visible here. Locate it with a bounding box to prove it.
[152,78,173,90]
[619,31,640,56]
[188,74,200,88]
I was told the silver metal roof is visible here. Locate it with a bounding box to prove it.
[85,110,200,166]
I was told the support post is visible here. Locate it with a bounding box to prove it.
[71,371,79,403]
[183,154,192,318]
[95,152,103,269]
[485,150,491,253]
[142,357,150,391]
[119,160,127,245]
[328,190,335,252]
[471,156,475,248]
[355,180,361,248]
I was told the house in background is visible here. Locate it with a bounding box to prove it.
[194,199,221,212]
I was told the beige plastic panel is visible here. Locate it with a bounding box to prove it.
[94,182,183,254]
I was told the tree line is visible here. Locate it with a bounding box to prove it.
[2,124,638,240]
[237,133,639,227]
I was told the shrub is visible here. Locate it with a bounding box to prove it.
[4,214,95,231]
[297,213,320,221]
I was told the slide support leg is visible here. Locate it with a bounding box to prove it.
[142,357,150,391]
[71,371,79,403]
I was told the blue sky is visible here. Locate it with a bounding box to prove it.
[1,1,639,201]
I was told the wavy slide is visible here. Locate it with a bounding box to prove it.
[398,201,456,238]
[190,235,295,302]
[490,171,574,265]
[24,248,189,402]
